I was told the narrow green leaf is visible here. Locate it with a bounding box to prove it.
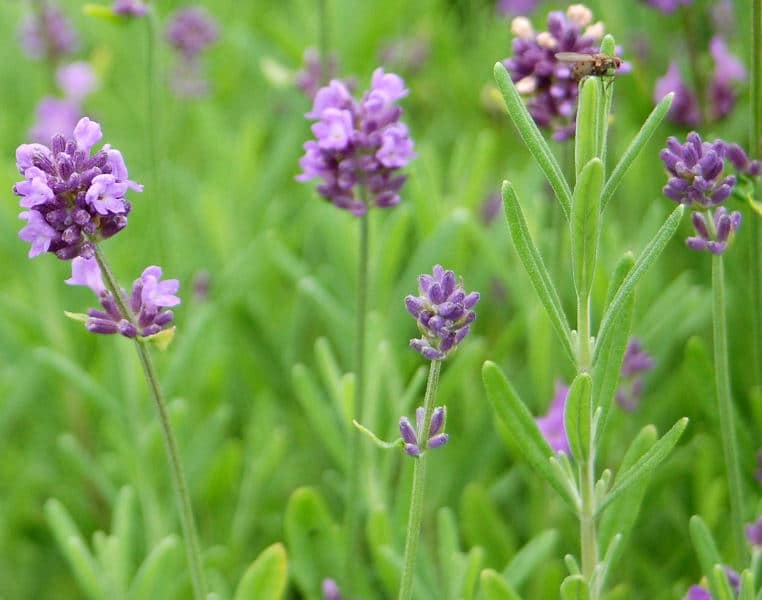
[571,159,603,301]
[738,570,754,600]
[564,555,581,576]
[501,182,575,364]
[291,364,349,472]
[481,569,523,600]
[65,537,109,600]
[595,205,685,361]
[461,546,485,600]
[129,536,182,600]
[57,434,118,503]
[575,79,600,176]
[602,93,675,210]
[564,374,593,463]
[604,253,635,308]
[284,487,342,597]
[560,575,590,600]
[483,362,578,510]
[234,543,288,600]
[493,62,573,218]
[111,487,135,593]
[598,418,688,514]
[599,425,658,552]
[461,483,516,567]
[503,530,559,588]
[712,564,736,600]
[689,516,724,588]
[596,35,617,169]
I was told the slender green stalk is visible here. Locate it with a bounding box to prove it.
[318,0,330,84]
[712,255,748,564]
[579,453,598,591]
[345,210,370,594]
[577,295,592,373]
[749,0,762,387]
[92,245,208,600]
[398,359,441,600]
[680,6,707,124]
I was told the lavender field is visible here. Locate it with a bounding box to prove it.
[0,0,761,599]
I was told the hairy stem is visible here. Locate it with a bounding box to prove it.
[398,359,441,600]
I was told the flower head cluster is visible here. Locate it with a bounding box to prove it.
[399,406,448,456]
[297,69,416,215]
[322,579,342,600]
[536,381,570,453]
[503,4,608,140]
[30,62,99,144]
[18,4,78,61]
[660,132,759,254]
[66,257,179,339]
[165,7,219,97]
[654,36,745,125]
[13,117,142,259]
[747,516,762,547]
[616,339,654,411]
[684,568,739,600]
[113,0,149,17]
[405,265,479,360]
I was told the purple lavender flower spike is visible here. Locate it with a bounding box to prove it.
[641,0,692,13]
[536,381,570,453]
[496,0,539,17]
[57,62,99,101]
[12,117,142,260]
[406,265,478,360]
[113,0,149,17]
[747,516,762,546]
[685,207,742,255]
[616,339,654,411]
[654,63,700,127]
[298,69,415,215]
[18,4,79,61]
[708,36,746,120]
[322,579,342,600]
[67,258,179,339]
[503,5,610,140]
[399,405,448,456]
[166,7,219,60]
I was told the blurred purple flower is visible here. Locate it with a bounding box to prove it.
[756,449,762,484]
[295,48,339,99]
[379,36,431,74]
[684,567,740,599]
[536,381,570,453]
[57,62,99,100]
[708,36,746,120]
[113,0,149,17]
[18,4,78,61]
[711,0,735,36]
[29,97,81,144]
[642,0,692,13]
[400,406,448,456]
[13,117,142,260]
[166,7,219,60]
[503,5,610,140]
[66,257,179,338]
[616,339,655,411]
[481,191,503,225]
[496,0,539,16]
[747,516,762,546]
[405,265,479,360]
[298,69,415,215]
[654,63,700,127]
[322,579,342,600]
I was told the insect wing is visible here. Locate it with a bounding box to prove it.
[554,52,595,63]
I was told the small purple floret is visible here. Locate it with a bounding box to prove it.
[321,579,342,600]
[297,69,415,215]
[685,207,742,255]
[747,516,762,546]
[66,257,179,339]
[12,117,142,260]
[616,339,654,411]
[399,405,448,456]
[406,265,478,360]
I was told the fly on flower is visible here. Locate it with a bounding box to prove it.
[555,52,622,81]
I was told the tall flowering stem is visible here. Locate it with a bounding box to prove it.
[750,0,762,392]
[398,359,441,600]
[712,256,748,564]
[92,245,208,599]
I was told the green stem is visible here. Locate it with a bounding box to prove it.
[577,294,592,373]
[92,246,208,600]
[712,255,748,564]
[345,210,370,594]
[579,454,598,593]
[398,360,441,600]
[318,0,330,84]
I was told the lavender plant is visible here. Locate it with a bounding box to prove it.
[485,30,690,599]
[11,117,208,600]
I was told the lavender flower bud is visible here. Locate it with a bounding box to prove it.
[297,69,415,215]
[685,207,742,255]
[406,265,478,361]
[13,118,142,260]
[399,405,449,457]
